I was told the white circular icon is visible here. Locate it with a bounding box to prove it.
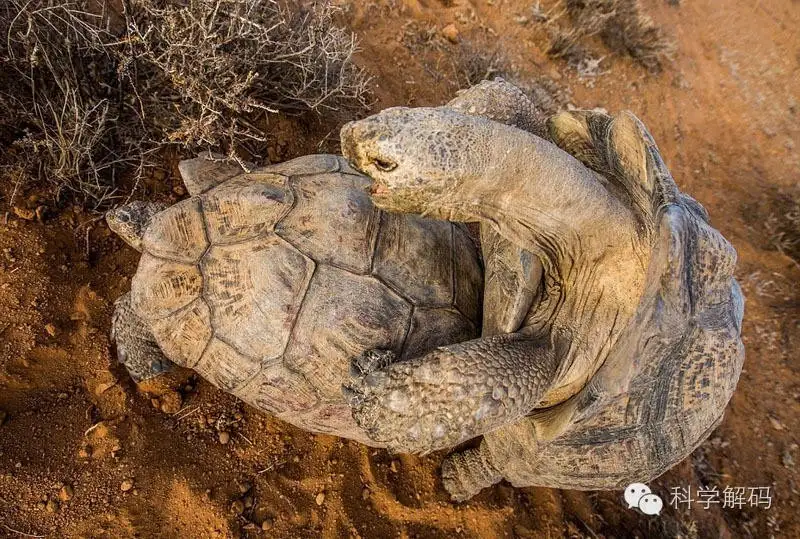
[638,493,664,515]
[623,482,652,508]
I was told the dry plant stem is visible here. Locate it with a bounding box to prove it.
[0,0,370,207]
[546,0,673,73]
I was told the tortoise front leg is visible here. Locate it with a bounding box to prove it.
[441,440,503,502]
[343,334,560,454]
[111,293,175,382]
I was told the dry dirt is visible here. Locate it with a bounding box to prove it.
[1,0,798,537]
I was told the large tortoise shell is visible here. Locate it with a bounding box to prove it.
[130,155,483,443]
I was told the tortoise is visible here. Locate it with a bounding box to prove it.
[340,82,745,499]
[106,154,483,445]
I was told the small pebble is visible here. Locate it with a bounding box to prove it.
[238,481,252,495]
[231,500,245,515]
[315,492,325,505]
[78,445,92,459]
[159,391,182,415]
[45,323,57,337]
[441,23,459,43]
[12,206,36,220]
[218,431,231,445]
[120,479,134,492]
[261,518,273,531]
[58,484,74,501]
[292,455,300,463]
[769,417,784,431]
[45,499,59,513]
[361,487,370,500]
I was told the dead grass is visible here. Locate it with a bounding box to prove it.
[0,0,370,208]
[764,189,800,265]
[546,0,674,74]
[455,41,508,88]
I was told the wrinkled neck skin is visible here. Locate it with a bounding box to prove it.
[380,124,652,406]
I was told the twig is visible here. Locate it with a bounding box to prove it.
[2,523,45,538]
[84,421,103,437]
[257,460,285,474]
[175,405,200,422]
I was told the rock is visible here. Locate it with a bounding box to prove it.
[231,499,245,515]
[58,484,74,501]
[441,23,459,43]
[361,487,370,500]
[120,479,135,492]
[45,499,59,513]
[243,495,254,509]
[261,518,273,531]
[253,503,270,524]
[159,391,182,415]
[12,206,36,220]
[315,492,325,505]
[45,324,57,337]
[769,416,784,431]
[218,431,231,445]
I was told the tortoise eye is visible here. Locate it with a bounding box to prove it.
[373,158,397,172]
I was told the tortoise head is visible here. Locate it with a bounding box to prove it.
[106,201,167,252]
[341,107,494,215]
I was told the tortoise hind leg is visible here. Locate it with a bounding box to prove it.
[441,440,503,502]
[111,293,175,382]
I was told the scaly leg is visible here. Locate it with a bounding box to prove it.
[441,440,503,502]
[111,293,175,382]
[343,334,559,454]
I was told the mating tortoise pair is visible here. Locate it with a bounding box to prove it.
[109,80,743,501]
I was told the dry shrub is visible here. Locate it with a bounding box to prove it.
[0,1,141,205]
[0,0,370,207]
[764,189,800,264]
[456,41,508,87]
[125,0,370,149]
[547,0,674,74]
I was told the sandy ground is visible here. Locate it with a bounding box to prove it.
[1,0,798,537]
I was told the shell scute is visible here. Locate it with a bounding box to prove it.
[277,173,378,274]
[201,173,293,244]
[282,264,412,397]
[142,198,208,263]
[150,298,212,368]
[373,213,454,307]
[201,236,314,360]
[131,253,202,320]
